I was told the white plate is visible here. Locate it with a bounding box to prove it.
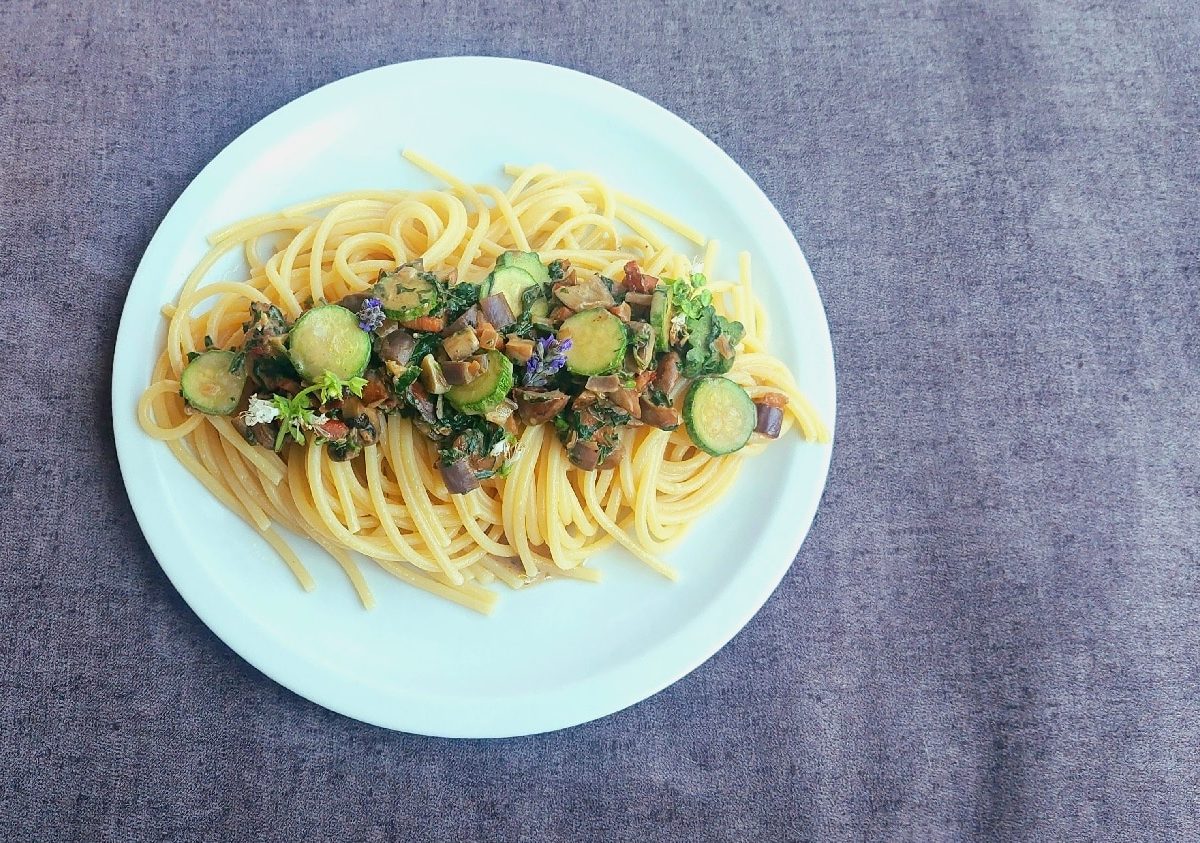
[112,57,836,737]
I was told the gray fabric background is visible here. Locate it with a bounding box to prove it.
[2,0,1197,840]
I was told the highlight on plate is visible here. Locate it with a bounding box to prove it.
[137,151,830,613]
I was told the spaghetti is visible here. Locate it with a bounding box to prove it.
[138,152,829,613]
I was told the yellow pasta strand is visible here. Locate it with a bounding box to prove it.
[137,154,828,611]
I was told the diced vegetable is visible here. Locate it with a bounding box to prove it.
[483,266,539,316]
[754,403,784,438]
[378,329,416,365]
[442,326,480,361]
[504,337,536,365]
[445,305,479,336]
[180,350,247,415]
[650,285,672,352]
[683,376,756,456]
[446,350,514,415]
[286,305,371,383]
[374,266,438,322]
[442,357,485,386]
[419,355,450,394]
[401,314,445,333]
[557,308,628,376]
[496,250,552,286]
[479,293,516,330]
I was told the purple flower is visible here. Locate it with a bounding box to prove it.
[523,336,572,387]
[357,297,385,332]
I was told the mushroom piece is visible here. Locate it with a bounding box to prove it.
[440,458,480,494]
[584,375,621,393]
[569,440,601,470]
[339,292,371,314]
[639,398,680,431]
[514,388,570,426]
[599,446,624,470]
[607,302,632,322]
[233,416,277,449]
[554,277,614,311]
[624,292,655,308]
[655,352,681,396]
[607,388,641,418]
[379,329,416,365]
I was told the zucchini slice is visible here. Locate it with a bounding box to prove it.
[483,265,539,316]
[496,250,552,286]
[557,308,628,376]
[650,284,672,352]
[683,376,756,456]
[286,305,371,383]
[446,350,514,415]
[180,349,247,415]
[374,266,438,322]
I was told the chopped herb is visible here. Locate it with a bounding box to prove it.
[662,273,745,378]
[229,351,246,374]
[261,371,365,451]
[313,370,367,404]
[443,282,482,322]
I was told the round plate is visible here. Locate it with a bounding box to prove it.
[112,57,836,737]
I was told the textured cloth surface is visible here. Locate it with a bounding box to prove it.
[2,1,1198,840]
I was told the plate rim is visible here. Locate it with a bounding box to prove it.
[112,56,837,737]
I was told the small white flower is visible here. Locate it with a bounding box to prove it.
[241,395,280,426]
[692,257,705,274]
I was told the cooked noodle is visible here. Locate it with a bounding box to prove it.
[138,152,829,612]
